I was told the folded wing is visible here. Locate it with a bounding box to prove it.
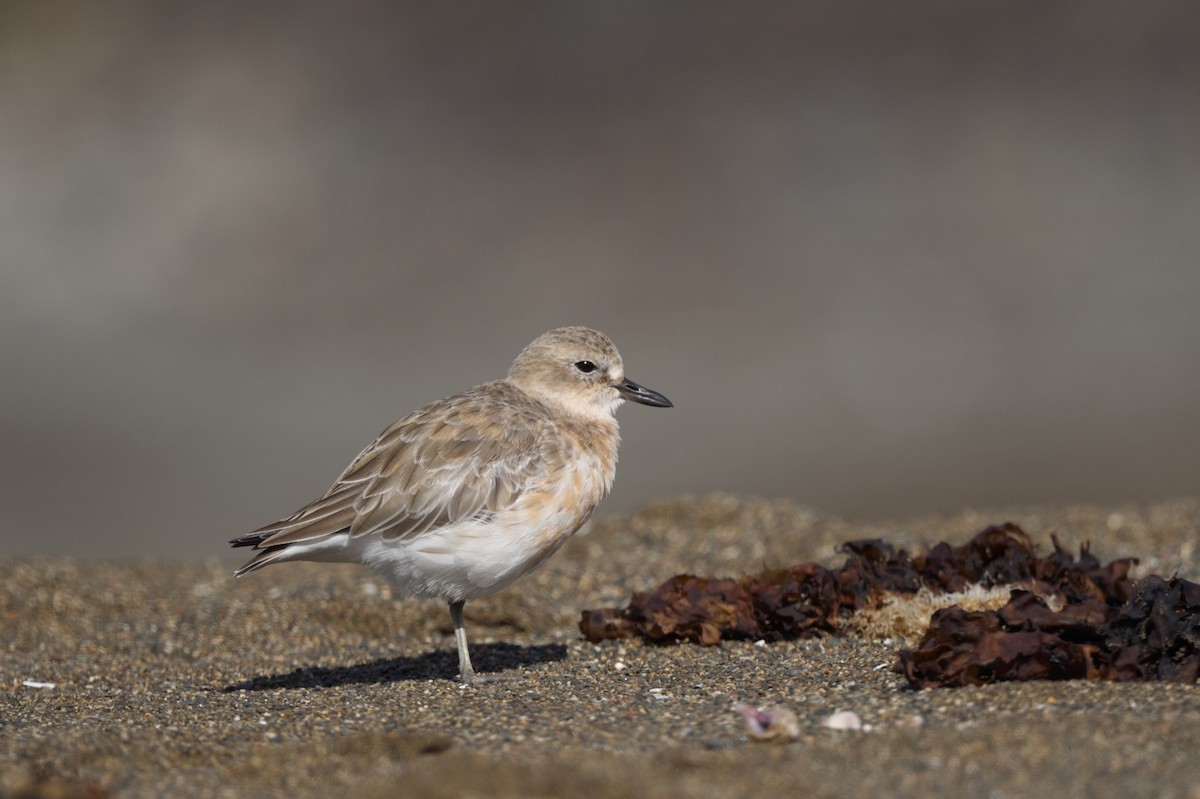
[230,389,546,575]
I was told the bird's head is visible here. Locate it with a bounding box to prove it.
[508,326,673,421]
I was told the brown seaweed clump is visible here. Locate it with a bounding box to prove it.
[900,575,1200,687]
[579,523,1200,687]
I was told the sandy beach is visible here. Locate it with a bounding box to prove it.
[4,495,1200,798]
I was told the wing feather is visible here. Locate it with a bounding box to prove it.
[231,383,550,559]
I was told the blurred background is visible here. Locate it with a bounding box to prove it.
[2,1,1198,558]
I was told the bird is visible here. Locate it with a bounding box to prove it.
[230,326,672,683]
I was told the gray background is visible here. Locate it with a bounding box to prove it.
[2,1,1198,558]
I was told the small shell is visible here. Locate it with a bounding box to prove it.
[822,710,863,731]
[733,702,800,742]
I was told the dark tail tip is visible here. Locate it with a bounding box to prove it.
[229,532,272,549]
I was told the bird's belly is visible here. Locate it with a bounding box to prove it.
[356,505,588,603]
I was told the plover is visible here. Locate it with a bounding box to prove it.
[231,326,672,683]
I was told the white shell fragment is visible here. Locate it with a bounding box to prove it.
[822,710,863,731]
[22,680,56,689]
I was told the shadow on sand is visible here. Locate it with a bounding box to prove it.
[221,642,567,691]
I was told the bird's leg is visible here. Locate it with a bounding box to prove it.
[447,600,520,684]
[448,600,479,683]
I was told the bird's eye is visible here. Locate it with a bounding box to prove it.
[574,360,598,374]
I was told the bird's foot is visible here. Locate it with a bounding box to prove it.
[457,670,523,686]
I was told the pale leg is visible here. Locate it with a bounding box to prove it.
[447,600,521,684]
[449,600,478,683]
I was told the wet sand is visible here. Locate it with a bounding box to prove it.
[4,495,1200,798]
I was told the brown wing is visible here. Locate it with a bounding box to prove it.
[231,383,547,574]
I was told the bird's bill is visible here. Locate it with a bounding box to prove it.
[617,378,673,408]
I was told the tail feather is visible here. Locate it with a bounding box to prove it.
[229,531,273,549]
[230,522,354,577]
[232,546,290,577]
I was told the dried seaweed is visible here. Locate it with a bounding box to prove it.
[580,523,1200,687]
[899,575,1200,687]
[580,523,1120,645]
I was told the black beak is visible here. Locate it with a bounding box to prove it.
[617,378,673,408]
